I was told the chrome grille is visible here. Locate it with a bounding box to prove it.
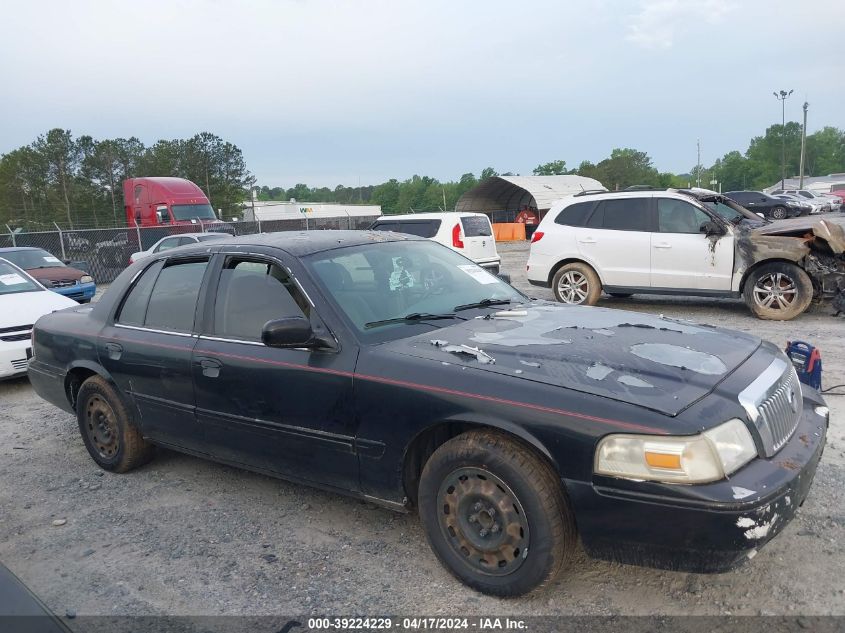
[738,358,802,458]
[51,279,77,288]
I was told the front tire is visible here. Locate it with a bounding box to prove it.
[76,376,154,472]
[770,206,788,220]
[743,262,813,320]
[418,430,576,596]
[552,262,601,305]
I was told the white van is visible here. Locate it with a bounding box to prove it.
[370,212,501,273]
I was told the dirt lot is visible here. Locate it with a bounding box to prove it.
[1,240,844,618]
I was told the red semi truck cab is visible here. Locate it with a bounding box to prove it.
[124,177,219,227]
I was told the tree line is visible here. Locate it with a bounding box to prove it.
[2,123,843,227]
[0,129,253,228]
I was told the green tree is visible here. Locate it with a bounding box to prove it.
[532,160,569,175]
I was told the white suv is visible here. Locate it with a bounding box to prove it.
[370,212,501,273]
[526,188,838,320]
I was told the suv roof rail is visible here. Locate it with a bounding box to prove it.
[572,189,610,197]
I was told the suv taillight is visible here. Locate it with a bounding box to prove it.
[452,223,464,248]
[531,231,544,243]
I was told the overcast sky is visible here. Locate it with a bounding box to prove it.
[1,0,842,187]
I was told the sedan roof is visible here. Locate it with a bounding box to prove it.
[177,230,422,257]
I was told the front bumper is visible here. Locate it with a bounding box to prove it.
[565,391,828,572]
[52,281,96,302]
[0,339,32,380]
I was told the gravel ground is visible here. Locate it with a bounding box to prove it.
[1,240,843,618]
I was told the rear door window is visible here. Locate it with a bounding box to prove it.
[460,216,492,237]
[555,201,596,227]
[144,260,208,332]
[596,198,651,231]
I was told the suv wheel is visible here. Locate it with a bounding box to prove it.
[743,262,813,320]
[770,206,788,220]
[552,263,601,305]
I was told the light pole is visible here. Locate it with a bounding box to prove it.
[773,89,793,189]
[799,101,808,189]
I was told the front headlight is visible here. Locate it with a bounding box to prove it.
[79,275,93,284]
[595,419,757,484]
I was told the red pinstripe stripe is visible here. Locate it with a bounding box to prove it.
[79,332,667,434]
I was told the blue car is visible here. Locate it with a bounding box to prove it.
[0,247,96,303]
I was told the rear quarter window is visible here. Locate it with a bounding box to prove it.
[554,201,596,227]
[460,216,492,237]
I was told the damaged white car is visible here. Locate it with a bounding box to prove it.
[527,188,845,320]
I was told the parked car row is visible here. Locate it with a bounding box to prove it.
[0,257,77,379]
[772,188,842,213]
[0,247,96,303]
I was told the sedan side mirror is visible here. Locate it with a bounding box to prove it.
[261,317,314,348]
[699,221,724,236]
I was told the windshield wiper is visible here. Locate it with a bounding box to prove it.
[364,312,463,330]
[453,298,515,312]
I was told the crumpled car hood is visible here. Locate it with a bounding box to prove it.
[752,214,845,254]
[382,302,761,417]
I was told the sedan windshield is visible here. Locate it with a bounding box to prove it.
[171,204,217,221]
[304,240,525,341]
[0,249,65,270]
[0,260,41,295]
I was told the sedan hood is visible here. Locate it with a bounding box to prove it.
[383,302,761,417]
[24,266,84,281]
[0,290,77,329]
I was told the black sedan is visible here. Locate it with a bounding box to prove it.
[27,231,828,596]
[724,191,805,219]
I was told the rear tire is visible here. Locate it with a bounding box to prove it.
[552,262,601,306]
[743,261,813,320]
[76,376,154,472]
[418,430,576,596]
[770,206,788,220]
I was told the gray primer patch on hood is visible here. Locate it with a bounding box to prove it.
[586,363,614,380]
[617,374,654,388]
[630,343,727,375]
[470,309,573,347]
[593,329,614,336]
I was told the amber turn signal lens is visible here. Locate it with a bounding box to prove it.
[644,451,682,470]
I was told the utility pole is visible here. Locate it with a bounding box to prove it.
[799,101,808,189]
[773,89,793,189]
[696,139,701,187]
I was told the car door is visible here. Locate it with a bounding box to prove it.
[576,197,652,287]
[98,256,211,449]
[650,197,734,290]
[191,251,360,490]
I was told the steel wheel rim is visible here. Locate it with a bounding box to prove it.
[753,272,797,311]
[557,271,589,303]
[85,395,119,459]
[437,467,530,577]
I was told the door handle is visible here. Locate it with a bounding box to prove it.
[578,237,597,244]
[653,243,672,249]
[104,342,123,360]
[197,357,222,378]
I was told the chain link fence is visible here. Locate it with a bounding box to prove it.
[1,214,379,285]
